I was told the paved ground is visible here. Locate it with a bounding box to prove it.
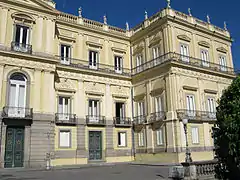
[0,164,170,180]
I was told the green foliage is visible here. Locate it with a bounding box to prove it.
[214,76,240,179]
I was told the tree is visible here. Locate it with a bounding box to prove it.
[214,76,240,179]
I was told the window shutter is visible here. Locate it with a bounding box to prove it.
[191,127,199,144]
[18,85,25,108]
[60,131,70,147]
[120,132,126,146]
[9,84,17,106]
[157,129,163,145]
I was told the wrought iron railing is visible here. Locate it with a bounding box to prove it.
[133,115,147,125]
[86,115,106,125]
[2,106,33,119]
[149,111,166,122]
[177,110,217,121]
[113,117,132,126]
[57,56,131,77]
[11,42,32,54]
[55,113,77,124]
[132,52,235,75]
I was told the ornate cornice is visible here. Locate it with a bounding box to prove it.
[177,34,191,42]
[55,78,76,92]
[216,47,227,53]
[198,41,210,48]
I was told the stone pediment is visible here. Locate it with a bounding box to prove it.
[177,35,191,42]
[111,86,129,98]
[13,0,58,13]
[85,82,104,95]
[55,78,76,92]
[133,45,144,56]
[216,47,227,53]
[198,41,210,48]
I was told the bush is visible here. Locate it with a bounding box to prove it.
[214,76,240,179]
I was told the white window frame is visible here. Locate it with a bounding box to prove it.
[58,96,71,121]
[59,130,71,148]
[13,25,30,53]
[118,132,127,147]
[219,55,227,71]
[156,128,164,146]
[88,99,100,122]
[89,50,98,69]
[207,97,216,118]
[114,56,123,73]
[9,77,27,118]
[180,43,190,62]
[191,127,199,144]
[136,54,143,73]
[138,131,145,147]
[201,49,209,67]
[60,44,71,65]
[115,102,126,120]
[186,95,196,117]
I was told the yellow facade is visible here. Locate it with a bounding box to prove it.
[0,0,235,168]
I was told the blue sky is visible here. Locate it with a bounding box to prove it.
[55,0,239,70]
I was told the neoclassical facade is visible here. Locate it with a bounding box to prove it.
[0,0,235,168]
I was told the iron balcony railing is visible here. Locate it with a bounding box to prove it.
[132,52,235,75]
[113,117,132,126]
[58,56,131,77]
[55,113,77,124]
[86,115,106,125]
[133,115,147,125]
[11,42,32,54]
[2,106,33,119]
[177,109,217,121]
[149,111,166,123]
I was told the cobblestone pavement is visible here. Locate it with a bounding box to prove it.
[0,164,170,180]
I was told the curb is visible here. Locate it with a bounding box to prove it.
[129,162,181,167]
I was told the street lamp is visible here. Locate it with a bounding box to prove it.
[182,118,193,163]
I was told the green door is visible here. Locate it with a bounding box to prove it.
[4,127,25,168]
[89,131,102,160]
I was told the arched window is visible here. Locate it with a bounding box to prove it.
[8,73,27,117]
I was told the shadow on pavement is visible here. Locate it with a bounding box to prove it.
[0,174,39,180]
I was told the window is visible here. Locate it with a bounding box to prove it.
[13,25,30,53]
[219,55,227,71]
[58,97,71,121]
[89,51,98,69]
[155,96,163,112]
[118,132,126,147]
[115,102,125,122]
[186,95,195,117]
[60,45,71,65]
[201,50,209,67]
[153,46,160,65]
[180,44,189,62]
[137,101,145,123]
[8,73,27,117]
[88,99,100,122]
[138,131,144,147]
[136,54,143,72]
[156,128,164,145]
[207,97,216,118]
[59,130,71,148]
[114,56,123,73]
[191,127,199,144]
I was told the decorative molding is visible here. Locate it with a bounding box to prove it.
[11,12,36,23]
[177,35,191,42]
[216,47,227,53]
[132,45,144,56]
[198,41,210,48]
[133,93,146,101]
[55,78,76,92]
[183,85,198,91]
[111,86,129,98]
[86,41,103,48]
[204,89,218,94]
[0,56,55,72]
[85,82,104,95]
[111,47,126,54]
[148,36,161,48]
[150,88,164,96]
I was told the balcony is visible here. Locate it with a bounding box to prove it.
[132,52,235,76]
[86,115,106,126]
[149,111,166,123]
[113,117,132,127]
[2,107,33,119]
[177,109,217,121]
[57,56,131,77]
[11,42,32,54]
[133,115,147,125]
[55,113,77,125]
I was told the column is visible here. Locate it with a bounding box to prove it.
[0,124,7,168]
[163,25,170,53]
[0,65,4,108]
[33,70,41,112]
[76,34,83,59]
[0,8,8,45]
[24,126,31,168]
[35,17,44,52]
[45,19,55,54]
[203,123,211,150]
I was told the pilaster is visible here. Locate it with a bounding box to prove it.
[0,8,8,46]
[35,16,44,52]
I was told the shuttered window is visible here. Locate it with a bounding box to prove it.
[118,132,126,147]
[191,127,199,144]
[59,130,71,148]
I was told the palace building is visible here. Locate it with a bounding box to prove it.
[0,0,235,168]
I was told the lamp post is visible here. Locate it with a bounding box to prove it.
[182,118,193,163]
